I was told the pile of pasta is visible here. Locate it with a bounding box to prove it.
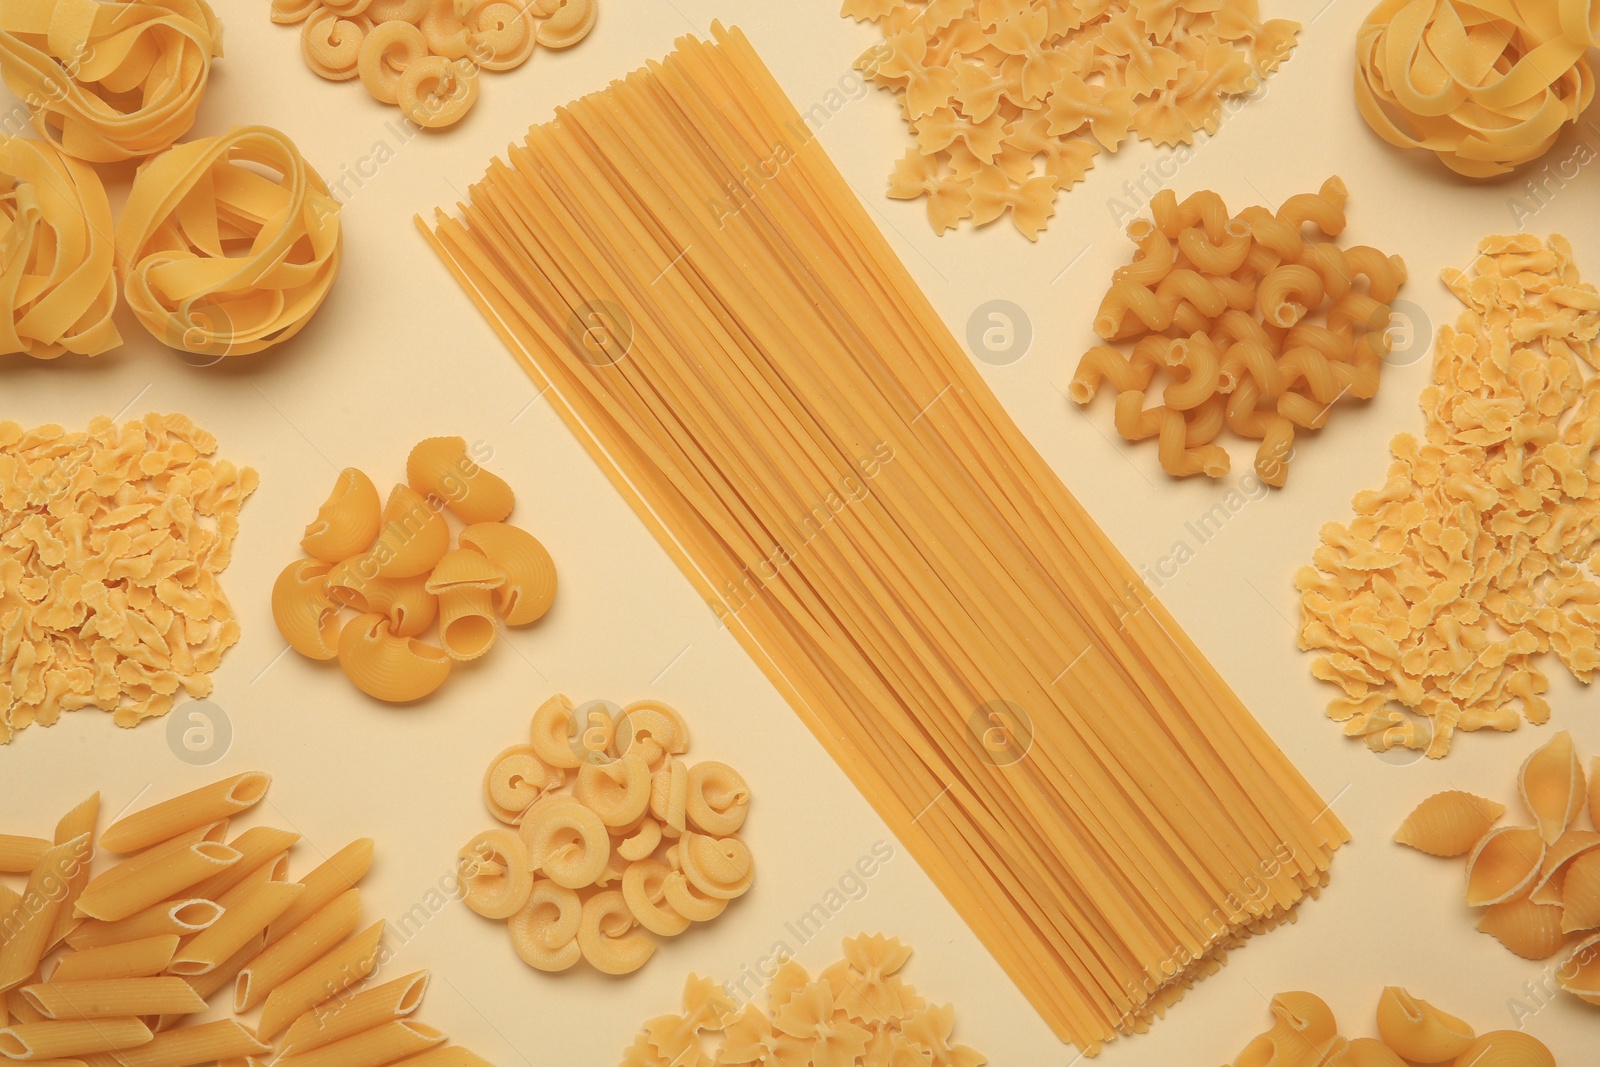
[1220,987,1559,1066]
[0,414,255,744]
[1394,732,1600,1005]
[1355,0,1598,178]
[459,695,752,977]
[616,935,984,1067]
[273,436,555,704]
[271,0,597,130]
[844,0,1301,237]
[1297,234,1600,757]
[0,772,493,1067]
[1070,179,1407,487]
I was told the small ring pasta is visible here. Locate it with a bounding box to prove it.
[507,880,582,971]
[520,795,609,889]
[302,468,382,562]
[677,832,753,900]
[616,817,662,862]
[336,612,452,702]
[650,758,689,836]
[302,8,369,80]
[685,762,749,836]
[576,890,654,974]
[359,19,429,105]
[271,559,342,661]
[483,744,559,823]
[621,859,690,937]
[661,869,727,923]
[463,1,536,71]
[535,0,596,49]
[398,55,479,129]
[574,753,651,827]
[530,693,583,770]
[459,827,533,919]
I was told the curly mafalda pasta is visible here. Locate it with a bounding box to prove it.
[1070,178,1406,487]
[461,694,753,977]
[1298,234,1600,758]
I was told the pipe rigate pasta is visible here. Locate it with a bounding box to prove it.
[1520,731,1588,845]
[1394,791,1505,857]
[458,828,532,919]
[336,613,452,703]
[660,868,726,924]
[301,468,382,563]
[272,560,342,662]
[576,890,653,975]
[1374,988,1475,1063]
[617,817,661,862]
[424,548,504,661]
[1476,896,1568,960]
[465,2,536,70]
[406,437,514,524]
[370,484,451,578]
[1450,1030,1558,1067]
[324,564,437,638]
[506,880,581,971]
[483,744,560,824]
[457,522,556,626]
[1466,826,1546,907]
[301,7,367,80]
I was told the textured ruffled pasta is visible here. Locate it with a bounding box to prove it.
[1373,987,1475,1063]
[1476,896,1567,960]
[1394,791,1504,857]
[1354,0,1598,177]
[1466,826,1546,907]
[1520,730,1588,844]
[0,0,220,162]
[0,137,118,358]
[117,125,342,358]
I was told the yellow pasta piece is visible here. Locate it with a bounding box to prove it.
[457,523,555,626]
[264,839,373,945]
[684,762,749,836]
[279,972,429,1056]
[1476,896,1567,960]
[85,1019,269,1067]
[1520,730,1587,844]
[1375,987,1475,1063]
[506,880,581,972]
[406,437,513,524]
[1465,826,1546,907]
[301,8,366,81]
[256,921,386,1040]
[519,795,608,889]
[102,773,271,855]
[324,563,436,638]
[0,1018,152,1060]
[369,485,450,579]
[424,550,503,661]
[302,468,382,563]
[1529,829,1600,906]
[0,835,92,990]
[20,978,207,1020]
[1449,1030,1557,1067]
[337,613,452,703]
[75,835,238,923]
[676,833,753,900]
[0,835,48,873]
[575,890,652,975]
[574,754,650,828]
[170,879,302,976]
[1394,790,1504,857]
[238,889,361,1012]
[273,560,344,662]
[65,900,222,953]
[49,936,180,983]
[458,828,532,920]
[1561,851,1600,934]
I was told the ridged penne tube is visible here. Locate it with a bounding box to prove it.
[1374,988,1474,1062]
[483,745,558,824]
[0,835,91,990]
[574,754,651,828]
[389,1048,494,1067]
[237,888,362,1012]
[178,933,263,1013]
[264,839,374,946]
[406,437,514,524]
[273,560,343,661]
[529,694,582,770]
[684,762,750,837]
[322,563,436,639]
[660,871,726,923]
[187,827,302,902]
[370,485,451,579]
[170,880,303,976]
[65,900,222,952]
[256,921,387,1040]
[75,838,239,923]
[459,828,533,919]
[1466,827,1546,907]
[85,1020,270,1067]
[520,797,609,889]
[1519,731,1587,844]
[301,469,382,563]
[50,936,180,983]
[276,1021,445,1067]
[1562,851,1600,933]
[0,836,48,873]
[615,701,689,769]
[280,972,429,1055]
[507,881,582,972]
[621,859,690,937]
[0,1019,153,1059]
[42,795,96,952]
[1394,791,1505,857]
[1448,1030,1557,1067]
[576,891,654,975]
[425,550,505,660]
[102,774,272,855]
[678,833,754,900]
[457,523,556,626]
[20,979,207,1020]
[337,614,452,703]
[1477,896,1566,960]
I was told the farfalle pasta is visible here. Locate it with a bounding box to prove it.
[116,125,342,358]
[853,0,1299,237]
[1297,235,1600,757]
[0,137,119,358]
[0,0,220,163]
[1071,179,1405,486]
[463,694,752,977]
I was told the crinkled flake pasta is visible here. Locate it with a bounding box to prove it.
[116,125,342,358]
[1355,0,1598,177]
[0,413,255,742]
[462,694,753,977]
[1070,179,1406,486]
[0,0,220,163]
[1297,235,1600,757]
[0,137,118,358]
[851,0,1300,237]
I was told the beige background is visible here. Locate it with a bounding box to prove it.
[4,0,1600,1063]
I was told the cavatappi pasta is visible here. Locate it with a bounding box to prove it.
[1070,181,1406,486]
[271,439,556,703]
[421,26,1347,1050]
[850,0,1301,237]
[0,414,255,743]
[0,773,495,1067]
[461,695,751,977]
[270,0,597,130]
[1297,235,1600,757]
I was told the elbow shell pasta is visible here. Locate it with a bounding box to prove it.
[1465,826,1546,907]
[1520,731,1587,844]
[325,562,438,638]
[336,613,451,703]
[301,468,382,563]
[272,560,343,661]
[370,484,451,579]
[1375,988,1475,1062]
[407,437,514,524]
[425,548,506,661]
[457,522,556,626]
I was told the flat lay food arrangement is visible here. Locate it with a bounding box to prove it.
[1,1,1597,1066]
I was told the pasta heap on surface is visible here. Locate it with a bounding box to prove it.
[1395,732,1600,1006]
[1069,178,1407,487]
[272,437,556,703]
[1297,234,1600,757]
[0,414,255,743]
[845,0,1301,237]
[615,935,984,1067]
[460,695,752,977]
[421,25,1348,1051]
[0,773,495,1067]
[271,0,597,130]
[1355,0,1598,178]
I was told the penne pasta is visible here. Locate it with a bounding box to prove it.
[387,1048,493,1067]
[0,837,49,874]
[265,841,374,946]
[0,835,93,992]
[46,796,101,951]
[174,934,264,1013]
[186,827,301,902]
[20,978,209,1020]
[237,889,361,1012]
[170,880,303,976]
[80,1019,268,1067]
[49,936,181,982]
[274,1020,445,1067]
[75,838,240,923]
[100,774,272,856]
[0,1018,153,1059]
[256,922,386,1040]
[65,901,222,953]
[280,972,429,1055]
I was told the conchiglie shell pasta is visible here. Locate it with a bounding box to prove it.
[1561,852,1600,933]
[1529,830,1600,906]
[1448,1030,1557,1067]
[1374,987,1474,1063]
[1395,791,1505,857]
[520,795,609,889]
[459,828,532,919]
[325,561,437,638]
[576,890,653,975]
[336,613,451,702]
[1520,731,1587,845]
[1476,896,1567,959]
[370,484,450,578]
[529,694,583,770]
[457,523,556,626]
[1465,827,1546,907]
[1557,931,1600,1003]
[301,468,381,562]
[272,560,342,661]
[507,880,582,971]
[406,437,514,524]
[426,549,506,661]
[483,745,560,824]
